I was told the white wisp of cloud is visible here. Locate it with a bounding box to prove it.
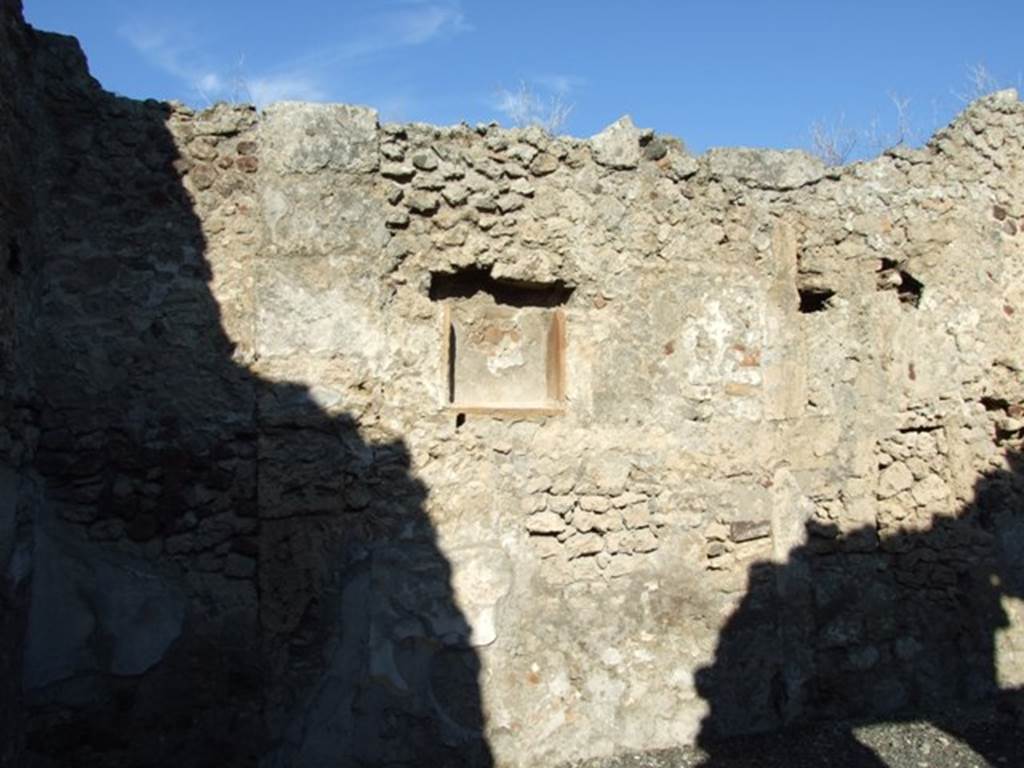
[119,1,468,109]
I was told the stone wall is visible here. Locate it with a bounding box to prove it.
[2,1,53,761]
[4,0,1024,765]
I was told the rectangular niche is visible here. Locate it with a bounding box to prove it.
[431,267,573,415]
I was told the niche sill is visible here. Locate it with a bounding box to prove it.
[445,404,565,418]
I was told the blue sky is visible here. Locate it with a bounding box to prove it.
[23,1,1024,156]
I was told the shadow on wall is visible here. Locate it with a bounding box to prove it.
[6,12,491,768]
[695,452,1024,766]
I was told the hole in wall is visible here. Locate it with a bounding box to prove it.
[897,423,941,434]
[896,270,924,307]
[877,258,924,308]
[798,287,835,313]
[995,423,1023,444]
[981,396,1011,412]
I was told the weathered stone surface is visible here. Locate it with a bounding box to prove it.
[591,115,642,169]
[566,532,604,559]
[707,147,825,189]
[411,151,438,171]
[261,102,379,174]
[529,151,559,176]
[878,461,914,499]
[526,511,565,534]
[405,189,440,214]
[729,519,771,543]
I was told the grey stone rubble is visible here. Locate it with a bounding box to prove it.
[568,704,1023,767]
[2,0,1024,766]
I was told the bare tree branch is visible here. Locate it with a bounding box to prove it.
[809,113,858,166]
[495,80,574,134]
[953,62,1000,103]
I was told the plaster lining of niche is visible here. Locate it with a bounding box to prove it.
[430,267,572,417]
